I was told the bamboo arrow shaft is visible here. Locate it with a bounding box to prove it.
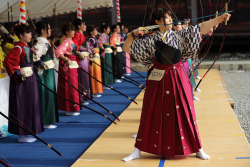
[36,78,116,124]
[54,68,120,121]
[0,111,63,157]
[92,61,144,89]
[100,56,143,85]
[122,54,148,76]
[0,159,10,167]
[121,53,147,80]
[79,67,138,105]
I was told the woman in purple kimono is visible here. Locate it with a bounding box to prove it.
[3,23,44,143]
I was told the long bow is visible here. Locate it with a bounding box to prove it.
[188,0,215,78]
[195,1,229,90]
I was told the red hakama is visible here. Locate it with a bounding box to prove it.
[57,55,81,112]
[135,60,202,157]
[55,38,81,112]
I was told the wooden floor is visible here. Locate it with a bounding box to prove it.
[72,69,250,167]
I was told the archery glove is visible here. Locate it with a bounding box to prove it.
[39,62,49,70]
[63,57,72,66]
[14,70,26,83]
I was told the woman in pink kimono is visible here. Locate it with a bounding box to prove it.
[55,22,81,116]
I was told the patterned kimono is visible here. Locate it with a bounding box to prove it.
[98,33,114,85]
[130,25,202,157]
[55,38,81,112]
[3,42,44,135]
[34,37,59,125]
[73,31,92,101]
[87,37,103,94]
[110,32,123,79]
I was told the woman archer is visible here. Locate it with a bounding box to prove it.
[122,8,231,161]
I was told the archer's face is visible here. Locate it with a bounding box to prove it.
[156,14,172,31]
[20,32,32,43]
[47,24,51,37]
[91,28,98,37]
[105,27,111,34]
[115,25,120,33]
[163,14,172,29]
[79,22,86,32]
[66,30,75,38]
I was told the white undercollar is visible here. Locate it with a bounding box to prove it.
[37,37,49,44]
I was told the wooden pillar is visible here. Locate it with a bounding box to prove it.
[109,0,117,25]
[191,0,198,25]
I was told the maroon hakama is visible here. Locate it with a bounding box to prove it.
[135,60,202,157]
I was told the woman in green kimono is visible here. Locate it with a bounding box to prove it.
[98,23,114,86]
[34,21,59,129]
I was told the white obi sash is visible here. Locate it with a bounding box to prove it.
[80,52,90,57]
[104,48,113,54]
[116,46,123,52]
[79,52,89,60]
[20,67,33,77]
[90,53,100,61]
[44,60,55,70]
[69,61,79,69]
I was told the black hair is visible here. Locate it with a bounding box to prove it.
[100,23,110,33]
[14,23,32,39]
[117,22,124,29]
[61,22,75,35]
[117,22,123,26]
[111,24,119,32]
[35,21,49,36]
[173,18,181,26]
[182,19,189,25]
[123,26,129,33]
[48,35,55,42]
[74,19,85,30]
[1,34,14,45]
[149,8,172,25]
[86,25,97,36]
[54,39,61,47]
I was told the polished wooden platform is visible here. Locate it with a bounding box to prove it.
[72,69,250,167]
